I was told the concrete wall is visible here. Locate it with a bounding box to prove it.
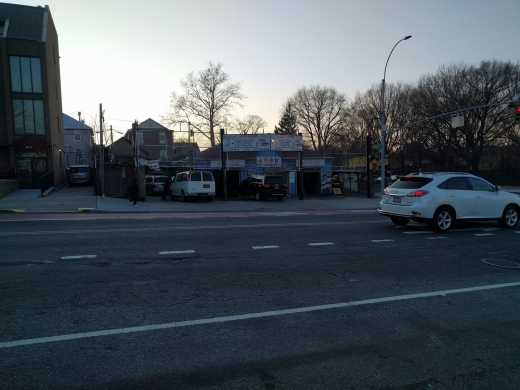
[0,179,19,198]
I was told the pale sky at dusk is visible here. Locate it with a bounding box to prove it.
[11,0,520,148]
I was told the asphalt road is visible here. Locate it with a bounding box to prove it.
[1,213,520,389]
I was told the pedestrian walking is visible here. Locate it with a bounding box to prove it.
[130,179,139,206]
[162,175,171,200]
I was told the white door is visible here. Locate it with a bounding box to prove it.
[467,177,503,218]
[446,177,476,219]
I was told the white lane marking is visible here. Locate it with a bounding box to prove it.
[474,233,495,237]
[371,239,394,242]
[252,246,280,250]
[403,231,431,234]
[347,210,378,213]
[2,281,519,349]
[159,250,195,255]
[514,231,520,234]
[427,237,447,240]
[309,242,334,246]
[61,255,97,260]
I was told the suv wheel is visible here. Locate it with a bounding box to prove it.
[276,196,284,201]
[181,191,186,202]
[499,205,519,228]
[255,192,262,201]
[431,207,453,232]
[390,216,409,226]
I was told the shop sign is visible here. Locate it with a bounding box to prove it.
[227,159,245,168]
[211,160,222,168]
[223,134,271,152]
[270,134,302,151]
[296,159,325,167]
[256,156,281,167]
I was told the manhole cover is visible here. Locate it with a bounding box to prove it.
[482,259,520,269]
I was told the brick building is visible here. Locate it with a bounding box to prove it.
[0,3,64,189]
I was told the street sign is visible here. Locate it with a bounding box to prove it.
[373,144,381,150]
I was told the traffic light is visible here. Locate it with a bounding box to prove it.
[516,106,520,122]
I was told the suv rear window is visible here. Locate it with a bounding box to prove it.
[153,176,167,183]
[389,176,432,189]
[264,176,285,185]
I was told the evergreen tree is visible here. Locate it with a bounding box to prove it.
[274,104,298,135]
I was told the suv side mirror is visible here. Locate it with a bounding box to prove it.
[495,185,501,192]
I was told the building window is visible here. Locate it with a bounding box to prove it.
[74,131,81,141]
[137,132,143,145]
[160,150,167,158]
[9,56,42,93]
[0,20,5,36]
[13,99,45,135]
[159,132,166,144]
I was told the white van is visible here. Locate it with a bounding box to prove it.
[170,171,216,202]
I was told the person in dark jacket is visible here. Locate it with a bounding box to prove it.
[162,176,171,200]
[130,179,139,205]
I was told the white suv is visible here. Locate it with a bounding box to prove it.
[378,172,520,232]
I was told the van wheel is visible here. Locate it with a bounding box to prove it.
[255,192,262,201]
[181,191,186,202]
[276,196,284,201]
[169,194,174,201]
[207,197,214,202]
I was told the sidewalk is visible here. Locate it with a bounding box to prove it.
[0,185,382,214]
[2,184,518,214]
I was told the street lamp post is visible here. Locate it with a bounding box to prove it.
[380,35,411,196]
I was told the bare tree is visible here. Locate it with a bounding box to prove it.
[288,85,349,153]
[414,60,519,173]
[162,62,245,147]
[231,114,267,135]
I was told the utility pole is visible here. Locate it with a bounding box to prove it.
[99,104,104,197]
[220,128,227,201]
[110,125,113,162]
[366,135,371,198]
[298,133,304,200]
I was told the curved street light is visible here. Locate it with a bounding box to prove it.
[380,35,411,196]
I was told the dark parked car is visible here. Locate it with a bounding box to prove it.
[145,175,169,195]
[239,174,287,201]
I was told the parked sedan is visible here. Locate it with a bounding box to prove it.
[378,172,520,232]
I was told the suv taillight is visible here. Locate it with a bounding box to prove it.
[262,184,270,188]
[407,190,429,197]
[383,188,389,195]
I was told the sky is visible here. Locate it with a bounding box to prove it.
[11,0,520,148]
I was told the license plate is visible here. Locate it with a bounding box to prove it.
[203,184,210,188]
[274,186,279,189]
[392,196,401,203]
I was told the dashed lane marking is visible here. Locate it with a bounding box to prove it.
[309,242,334,246]
[371,239,395,242]
[474,233,495,237]
[159,250,195,255]
[2,281,519,349]
[61,255,97,260]
[252,246,280,250]
[427,237,447,240]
